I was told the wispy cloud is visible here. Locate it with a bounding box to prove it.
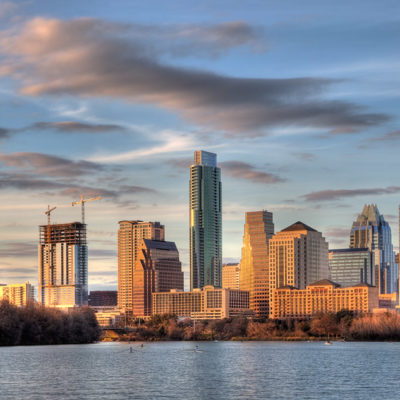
[0,17,390,135]
[302,186,400,202]
[220,161,284,184]
[370,130,400,142]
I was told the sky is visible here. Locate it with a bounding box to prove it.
[0,0,399,291]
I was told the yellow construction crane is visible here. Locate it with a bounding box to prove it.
[72,195,102,224]
[44,205,56,225]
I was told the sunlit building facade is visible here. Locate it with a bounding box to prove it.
[239,211,274,317]
[38,222,88,308]
[350,204,397,294]
[271,279,378,319]
[190,150,222,290]
[329,248,374,287]
[152,285,250,320]
[0,282,34,307]
[118,220,165,310]
[268,221,329,318]
[133,239,184,317]
[222,263,241,290]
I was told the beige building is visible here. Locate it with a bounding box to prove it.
[0,282,35,307]
[95,309,125,328]
[152,285,250,320]
[222,263,240,290]
[118,220,164,310]
[239,211,274,318]
[268,221,329,318]
[271,279,378,319]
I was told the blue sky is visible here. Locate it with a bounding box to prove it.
[0,0,399,291]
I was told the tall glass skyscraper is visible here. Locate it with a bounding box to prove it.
[350,204,397,294]
[190,150,222,290]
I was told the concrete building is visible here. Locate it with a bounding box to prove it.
[152,286,250,320]
[222,263,240,290]
[239,211,274,317]
[89,291,118,307]
[190,150,222,290]
[133,239,184,317]
[268,221,329,318]
[329,248,374,287]
[0,282,34,307]
[38,222,87,308]
[95,309,125,328]
[271,279,378,319]
[118,220,165,310]
[350,204,397,294]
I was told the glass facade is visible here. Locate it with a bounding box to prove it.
[190,151,222,290]
[350,204,398,294]
[328,248,374,287]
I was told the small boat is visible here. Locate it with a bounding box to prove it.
[324,341,332,345]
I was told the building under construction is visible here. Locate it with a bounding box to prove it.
[38,222,88,308]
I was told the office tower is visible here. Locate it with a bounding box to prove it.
[222,263,241,290]
[328,248,374,287]
[268,221,329,317]
[88,291,118,307]
[189,150,222,290]
[133,239,184,317]
[38,222,87,308]
[153,285,250,320]
[271,280,378,319]
[350,204,397,294]
[118,220,165,310]
[0,282,34,307]
[239,211,274,317]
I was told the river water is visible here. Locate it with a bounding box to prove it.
[0,341,398,399]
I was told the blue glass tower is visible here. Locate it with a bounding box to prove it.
[190,150,222,290]
[350,204,397,294]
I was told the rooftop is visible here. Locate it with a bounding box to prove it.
[281,221,317,233]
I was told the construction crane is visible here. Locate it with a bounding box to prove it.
[72,195,102,224]
[44,205,56,225]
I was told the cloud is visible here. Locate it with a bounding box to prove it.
[166,157,193,169]
[324,227,350,238]
[0,17,390,135]
[220,161,284,184]
[293,152,316,161]
[0,2,16,18]
[0,127,11,139]
[371,130,400,142]
[30,121,126,133]
[0,242,37,258]
[0,152,102,177]
[302,186,400,202]
[120,185,157,194]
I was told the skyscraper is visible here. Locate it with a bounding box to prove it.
[133,239,184,317]
[268,221,329,317]
[239,211,274,317]
[118,220,165,310]
[190,150,222,290]
[38,222,88,308]
[350,204,397,294]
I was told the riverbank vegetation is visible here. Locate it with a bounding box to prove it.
[0,301,101,346]
[107,311,400,342]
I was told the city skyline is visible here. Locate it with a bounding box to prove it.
[0,1,399,292]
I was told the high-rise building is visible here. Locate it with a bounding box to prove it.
[133,239,184,317]
[0,282,34,307]
[350,204,397,294]
[329,248,374,287]
[268,221,329,318]
[38,222,87,308]
[118,220,164,310]
[239,211,274,317]
[189,150,222,290]
[222,263,241,290]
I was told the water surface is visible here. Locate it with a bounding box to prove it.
[0,341,398,399]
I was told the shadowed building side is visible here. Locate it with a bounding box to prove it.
[133,239,184,317]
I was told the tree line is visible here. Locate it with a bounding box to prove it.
[0,300,101,346]
[112,311,400,341]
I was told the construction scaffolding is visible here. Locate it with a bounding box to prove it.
[39,222,87,245]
